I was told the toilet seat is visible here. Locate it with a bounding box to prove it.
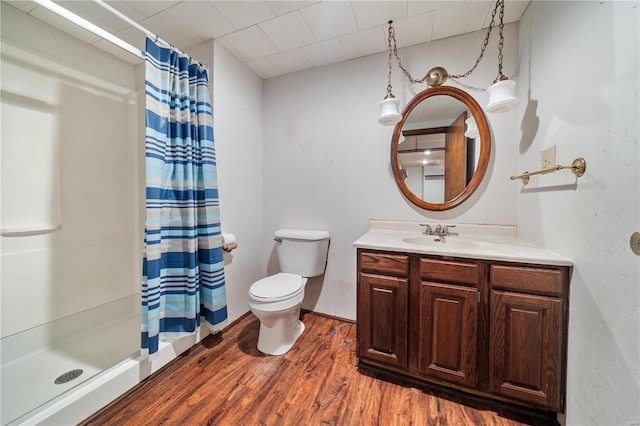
[249,273,304,302]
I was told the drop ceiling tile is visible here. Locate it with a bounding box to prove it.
[393,12,435,48]
[141,12,203,50]
[29,5,102,45]
[266,1,316,16]
[4,1,37,13]
[259,11,316,51]
[351,1,408,31]
[245,57,282,79]
[268,49,313,74]
[165,2,235,40]
[92,39,144,65]
[339,25,385,60]
[218,25,279,62]
[57,1,130,33]
[212,1,275,30]
[104,1,146,22]
[408,1,462,16]
[113,25,146,52]
[302,38,347,67]
[300,1,358,41]
[122,1,181,19]
[432,1,492,40]
[483,0,530,27]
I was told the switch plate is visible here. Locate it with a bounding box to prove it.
[540,145,556,170]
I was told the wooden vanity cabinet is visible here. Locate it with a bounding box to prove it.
[416,259,480,388]
[356,249,571,414]
[489,265,568,412]
[357,251,409,368]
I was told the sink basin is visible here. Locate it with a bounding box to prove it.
[402,236,479,250]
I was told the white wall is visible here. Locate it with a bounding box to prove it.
[188,40,266,325]
[263,24,519,321]
[0,3,140,338]
[516,2,639,424]
[213,42,266,324]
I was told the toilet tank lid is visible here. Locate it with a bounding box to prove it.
[275,228,330,241]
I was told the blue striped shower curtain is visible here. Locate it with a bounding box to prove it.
[142,38,227,355]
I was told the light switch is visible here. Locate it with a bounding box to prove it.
[540,146,556,170]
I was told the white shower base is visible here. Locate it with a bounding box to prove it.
[1,296,140,425]
[1,295,209,425]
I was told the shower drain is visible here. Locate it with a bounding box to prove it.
[54,369,83,385]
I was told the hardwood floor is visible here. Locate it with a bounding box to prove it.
[82,312,555,425]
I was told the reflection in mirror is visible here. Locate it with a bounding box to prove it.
[398,97,479,203]
[391,86,490,211]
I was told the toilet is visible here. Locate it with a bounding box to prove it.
[248,228,330,355]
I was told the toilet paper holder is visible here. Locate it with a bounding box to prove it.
[222,233,237,252]
[223,242,237,252]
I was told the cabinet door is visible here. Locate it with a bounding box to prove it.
[358,273,408,368]
[490,290,562,411]
[418,282,478,387]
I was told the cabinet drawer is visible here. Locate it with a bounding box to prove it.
[420,259,479,286]
[360,252,409,276]
[491,265,564,296]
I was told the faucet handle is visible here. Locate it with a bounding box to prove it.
[420,224,433,235]
[443,224,457,235]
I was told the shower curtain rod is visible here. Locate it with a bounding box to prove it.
[92,0,171,48]
[32,0,171,60]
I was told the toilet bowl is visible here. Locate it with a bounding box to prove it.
[248,228,330,355]
[248,273,308,355]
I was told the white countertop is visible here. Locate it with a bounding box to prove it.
[353,220,573,267]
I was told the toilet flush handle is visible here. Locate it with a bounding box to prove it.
[274,237,283,243]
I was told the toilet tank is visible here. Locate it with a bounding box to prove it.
[274,229,330,277]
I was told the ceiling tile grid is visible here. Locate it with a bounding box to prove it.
[300,1,358,42]
[165,1,235,40]
[268,48,314,75]
[8,0,530,79]
[302,38,348,68]
[258,10,316,51]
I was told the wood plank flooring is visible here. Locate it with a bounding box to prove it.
[82,312,555,425]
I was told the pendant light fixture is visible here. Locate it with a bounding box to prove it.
[378,0,518,125]
[378,20,402,125]
[484,0,520,112]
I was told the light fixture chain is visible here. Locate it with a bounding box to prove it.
[449,0,502,80]
[386,22,394,96]
[389,24,429,84]
[497,0,505,76]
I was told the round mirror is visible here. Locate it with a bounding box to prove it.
[391,86,490,211]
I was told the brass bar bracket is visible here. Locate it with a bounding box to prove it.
[223,242,238,252]
[510,157,586,185]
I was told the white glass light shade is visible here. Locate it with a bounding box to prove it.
[486,79,520,113]
[464,116,479,138]
[378,97,402,126]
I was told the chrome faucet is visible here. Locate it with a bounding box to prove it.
[420,224,457,236]
[420,224,433,235]
[442,224,457,236]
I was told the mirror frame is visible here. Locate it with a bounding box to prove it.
[391,86,491,211]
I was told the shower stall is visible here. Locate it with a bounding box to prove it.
[1,0,228,422]
[1,3,145,424]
